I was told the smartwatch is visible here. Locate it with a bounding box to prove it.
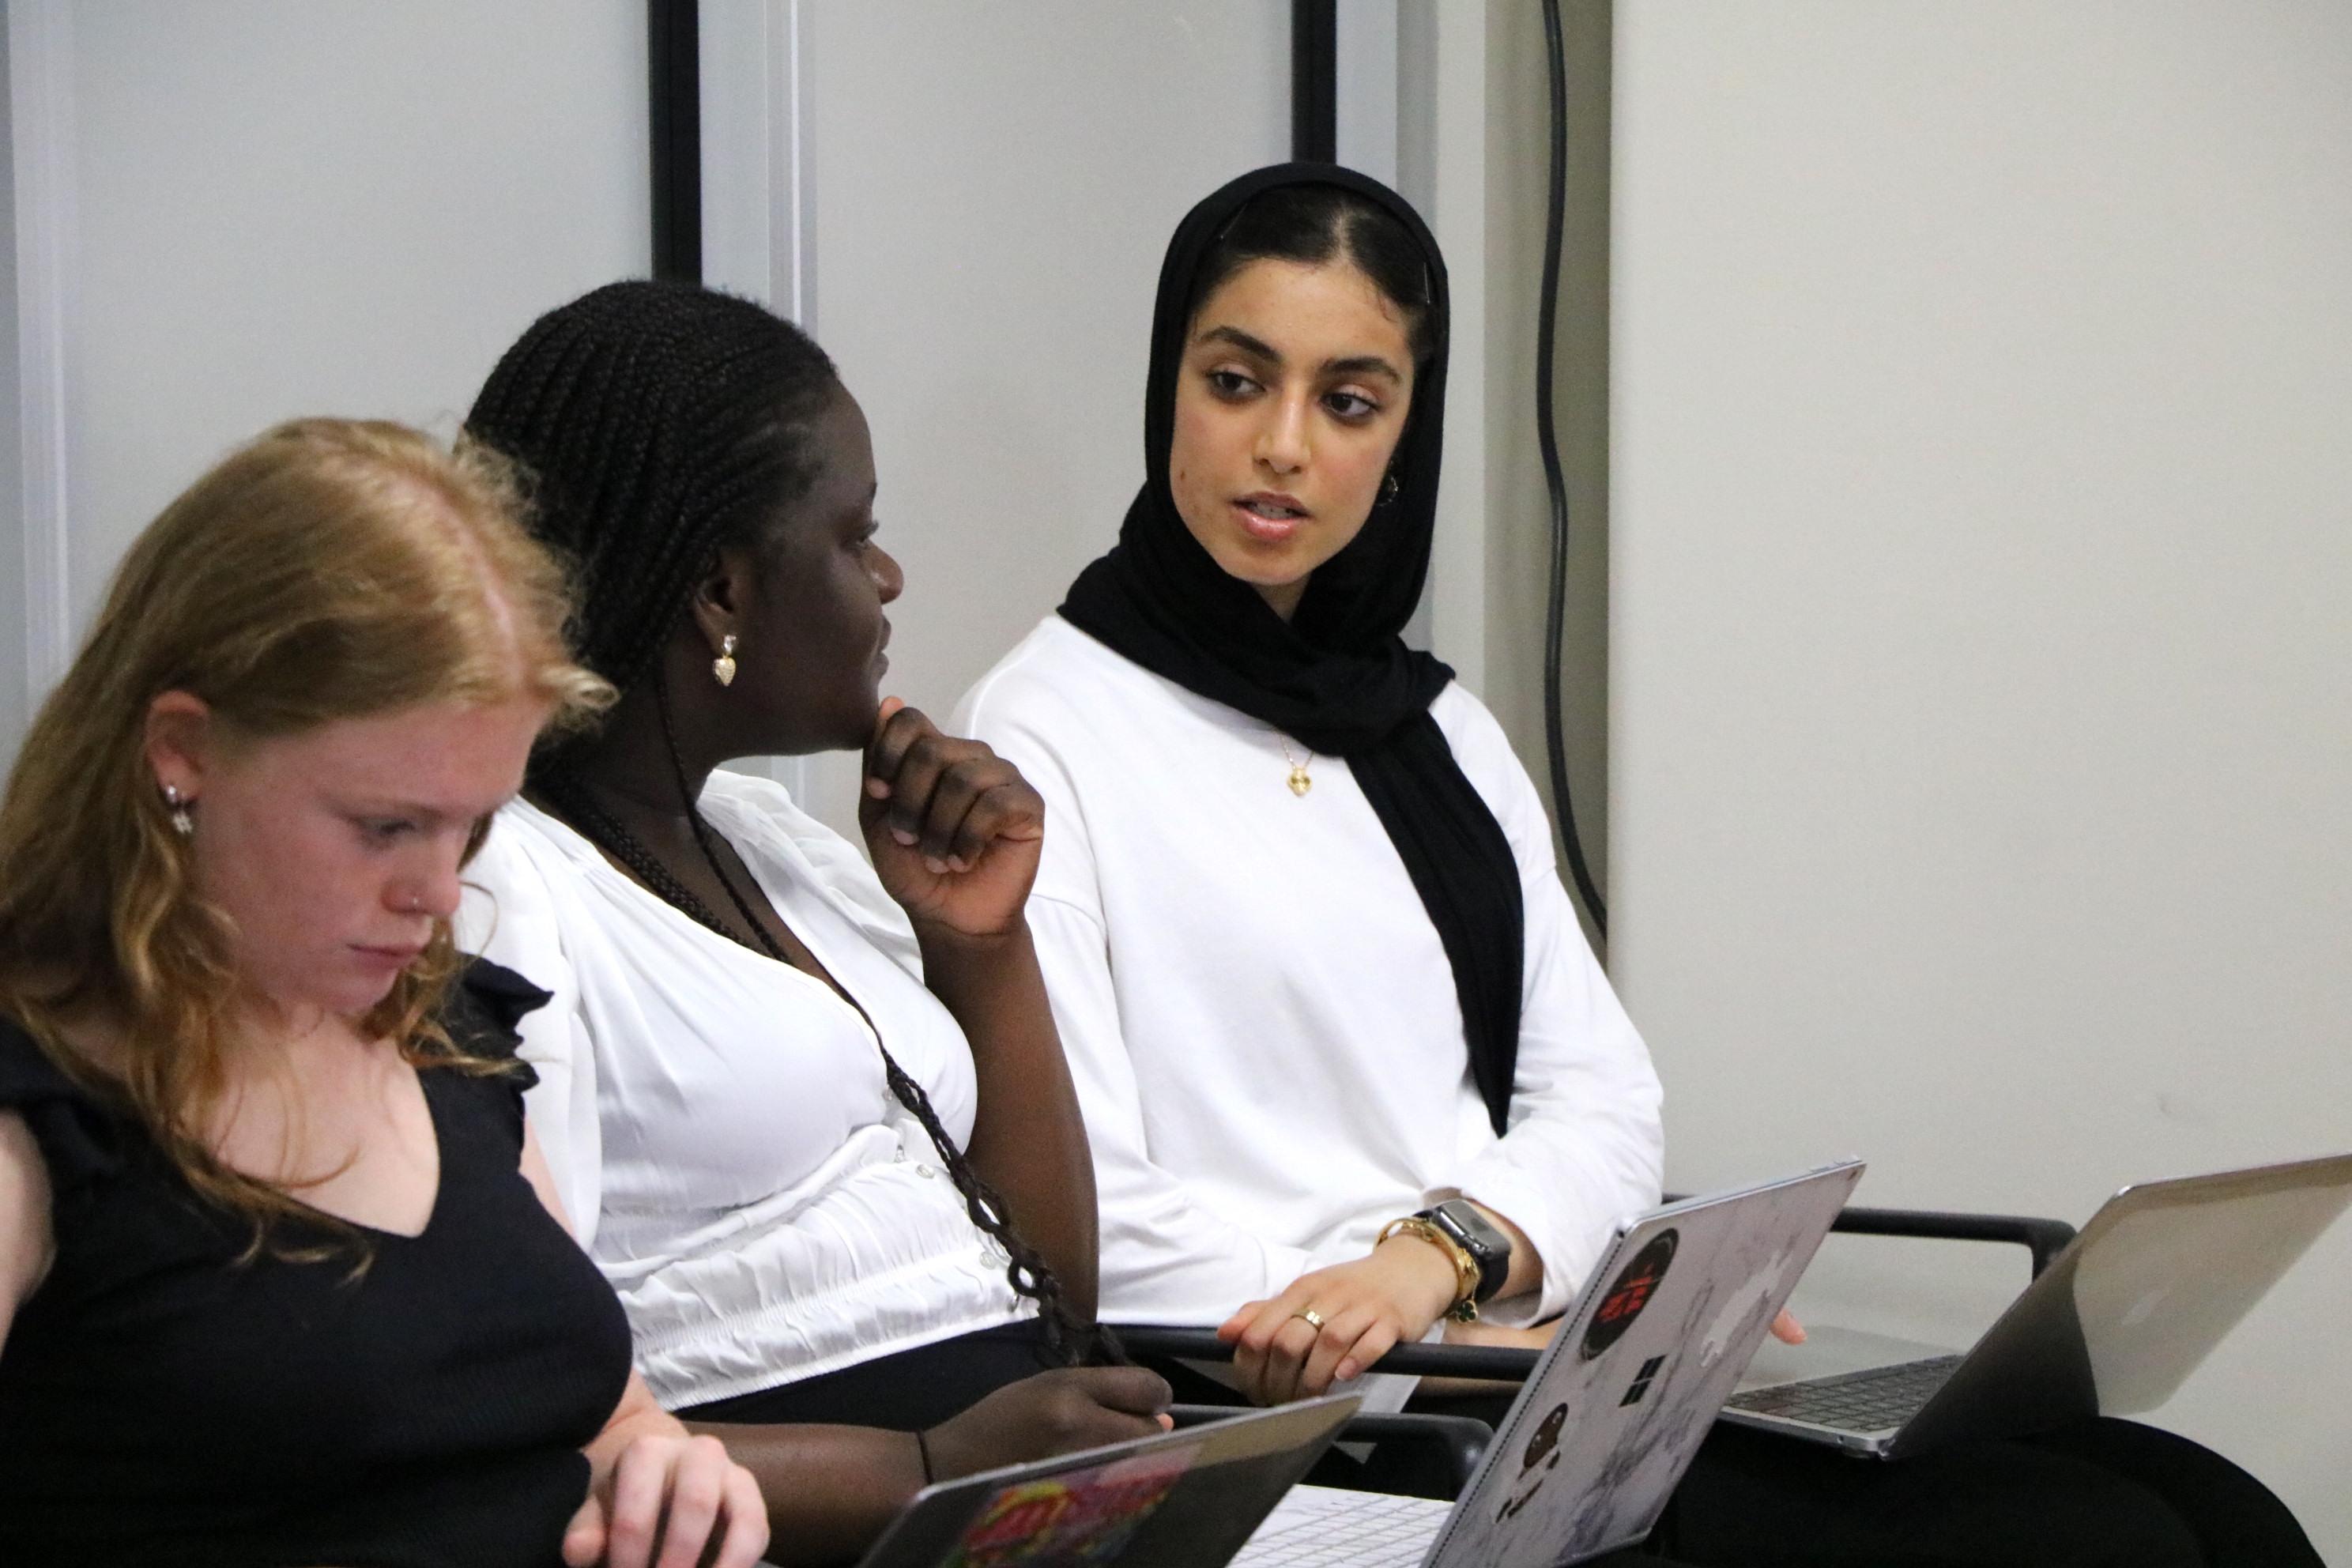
[1416,1199,1512,1304]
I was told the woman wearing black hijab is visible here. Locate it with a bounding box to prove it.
[957,162,1660,1394]
[956,165,2320,1566]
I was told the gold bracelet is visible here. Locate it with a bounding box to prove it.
[1378,1216,1482,1323]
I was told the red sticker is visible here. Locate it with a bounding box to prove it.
[1580,1229,1679,1360]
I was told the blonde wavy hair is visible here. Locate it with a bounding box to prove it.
[0,417,611,1246]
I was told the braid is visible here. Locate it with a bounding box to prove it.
[466,281,839,690]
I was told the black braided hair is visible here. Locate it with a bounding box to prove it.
[466,281,836,692]
[466,280,1104,1365]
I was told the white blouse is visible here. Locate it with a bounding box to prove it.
[454,778,1023,1408]
[954,615,1664,1330]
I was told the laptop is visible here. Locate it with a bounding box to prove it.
[1233,1160,1866,1568]
[1722,1152,2352,1459]
[854,1392,1359,1568]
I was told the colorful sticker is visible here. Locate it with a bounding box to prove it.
[1580,1229,1679,1360]
[944,1443,1200,1567]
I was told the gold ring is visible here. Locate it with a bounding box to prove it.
[1293,1307,1327,1331]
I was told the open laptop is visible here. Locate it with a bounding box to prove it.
[1723,1152,2352,1459]
[854,1392,1359,1568]
[1233,1160,1865,1568]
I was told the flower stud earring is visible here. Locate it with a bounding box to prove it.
[712,633,739,688]
[162,782,194,837]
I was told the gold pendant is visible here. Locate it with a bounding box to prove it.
[1287,764,1313,797]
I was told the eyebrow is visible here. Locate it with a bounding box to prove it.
[344,794,514,830]
[1196,325,1404,384]
[1324,354,1404,382]
[349,801,457,825]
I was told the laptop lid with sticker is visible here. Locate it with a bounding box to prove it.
[858,1393,1359,1568]
[1428,1161,1863,1568]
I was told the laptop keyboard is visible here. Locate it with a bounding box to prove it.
[1233,1484,1449,1568]
[1724,1354,1966,1431]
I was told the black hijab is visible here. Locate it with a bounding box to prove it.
[1058,164,1527,1136]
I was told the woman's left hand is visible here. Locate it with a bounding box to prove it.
[563,1430,767,1568]
[860,699,1046,937]
[1217,1236,1462,1405]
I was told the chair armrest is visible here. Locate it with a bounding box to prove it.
[1165,1404,1494,1493]
[1118,1197,2077,1391]
[1660,1193,2079,1279]
[1120,1324,1543,1381]
[1828,1205,2077,1279]
[1115,1323,1234,1364]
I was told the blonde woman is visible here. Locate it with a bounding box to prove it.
[0,420,765,1567]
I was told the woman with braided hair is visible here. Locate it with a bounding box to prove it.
[456,279,1172,1560]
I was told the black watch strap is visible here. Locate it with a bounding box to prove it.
[1419,1200,1510,1303]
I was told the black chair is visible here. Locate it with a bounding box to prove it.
[1121,1200,2078,1395]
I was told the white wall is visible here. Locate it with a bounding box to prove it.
[0,15,23,759]
[1611,2,2352,1552]
[3,0,648,767]
[766,1,1289,831]
[758,2,1565,846]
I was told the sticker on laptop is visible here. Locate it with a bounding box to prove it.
[1495,1401,1570,1522]
[1619,1353,1669,1406]
[1581,1229,1679,1359]
[1698,1246,1796,1368]
[944,1442,1201,1567]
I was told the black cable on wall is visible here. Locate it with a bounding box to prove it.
[1536,0,1607,935]
[648,0,703,284]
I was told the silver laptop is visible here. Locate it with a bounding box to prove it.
[854,1393,1358,1568]
[1723,1152,2352,1459]
[1233,1160,1865,1568]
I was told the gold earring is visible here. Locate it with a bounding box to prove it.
[712,633,738,688]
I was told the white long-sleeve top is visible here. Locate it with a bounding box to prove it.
[454,781,1023,1408]
[954,615,1664,1329]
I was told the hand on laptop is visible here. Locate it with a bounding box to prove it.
[1218,1239,1462,1404]
[1770,1310,1807,1344]
[918,1366,1175,1481]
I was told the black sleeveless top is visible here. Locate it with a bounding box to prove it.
[0,959,634,1566]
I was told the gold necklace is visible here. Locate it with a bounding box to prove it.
[1279,740,1315,797]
